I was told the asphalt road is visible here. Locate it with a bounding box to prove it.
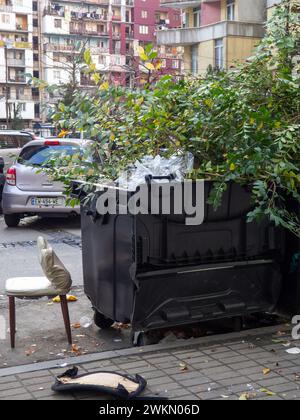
[0,215,133,367]
[0,215,83,294]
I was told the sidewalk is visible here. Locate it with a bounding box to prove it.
[0,325,300,400]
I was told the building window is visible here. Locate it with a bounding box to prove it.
[54,70,61,80]
[182,12,189,28]
[32,1,38,12]
[1,14,10,24]
[227,0,235,21]
[215,39,224,69]
[33,36,39,49]
[172,60,179,69]
[139,25,149,35]
[193,7,201,27]
[34,103,40,119]
[54,19,62,29]
[141,10,148,19]
[191,44,199,75]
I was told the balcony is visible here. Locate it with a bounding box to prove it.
[157,20,265,45]
[16,24,28,32]
[43,5,65,18]
[7,58,25,67]
[159,0,212,8]
[0,4,13,13]
[8,76,26,84]
[70,11,108,22]
[8,93,32,101]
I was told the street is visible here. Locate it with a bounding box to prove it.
[0,215,83,293]
[0,215,132,368]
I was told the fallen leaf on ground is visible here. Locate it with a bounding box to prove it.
[263,368,271,375]
[113,323,131,330]
[179,363,188,372]
[52,295,78,303]
[67,295,78,302]
[276,331,287,337]
[25,349,36,356]
[239,393,251,400]
[260,388,276,396]
[71,344,79,353]
[71,323,81,329]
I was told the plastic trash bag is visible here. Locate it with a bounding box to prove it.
[117,153,194,191]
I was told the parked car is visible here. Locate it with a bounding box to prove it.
[0,157,5,212]
[2,138,92,227]
[0,130,37,173]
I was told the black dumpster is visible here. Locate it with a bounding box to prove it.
[75,179,287,340]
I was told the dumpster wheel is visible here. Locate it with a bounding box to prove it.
[131,330,163,347]
[93,310,114,330]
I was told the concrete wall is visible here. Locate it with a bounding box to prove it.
[198,39,214,73]
[221,0,267,22]
[0,101,35,121]
[238,0,267,22]
[226,36,261,67]
[202,2,221,26]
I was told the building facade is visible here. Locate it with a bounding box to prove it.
[134,0,182,81]
[0,0,182,128]
[157,0,267,75]
[0,0,35,128]
[0,1,282,128]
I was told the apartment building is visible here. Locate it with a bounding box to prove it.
[0,1,182,128]
[0,0,35,128]
[157,0,267,75]
[40,0,182,88]
[134,0,183,79]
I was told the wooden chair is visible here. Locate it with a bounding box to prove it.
[5,237,73,348]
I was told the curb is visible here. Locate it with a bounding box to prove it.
[0,324,289,378]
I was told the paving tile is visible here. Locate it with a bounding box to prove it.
[219,376,252,387]
[17,370,53,380]
[0,387,32,398]
[0,375,18,384]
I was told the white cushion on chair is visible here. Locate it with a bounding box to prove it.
[5,237,72,298]
[5,277,61,297]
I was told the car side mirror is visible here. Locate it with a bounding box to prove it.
[0,157,4,174]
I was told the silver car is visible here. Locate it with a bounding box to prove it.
[2,138,91,227]
[0,130,37,172]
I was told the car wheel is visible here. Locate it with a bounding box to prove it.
[4,214,21,228]
[93,311,114,330]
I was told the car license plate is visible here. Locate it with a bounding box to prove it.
[31,197,64,207]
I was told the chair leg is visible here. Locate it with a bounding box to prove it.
[60,295,72,345]
[8,296,16,349]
